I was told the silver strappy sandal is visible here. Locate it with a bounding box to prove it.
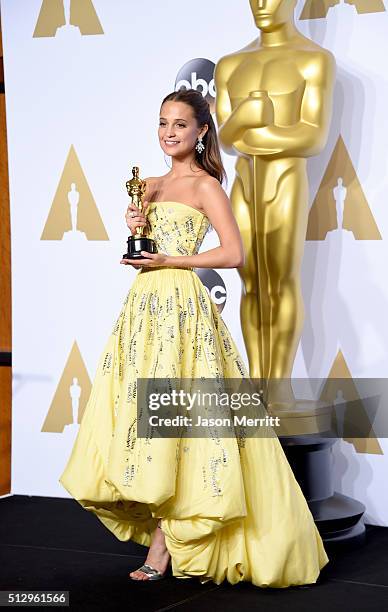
[129,563,165,581]
[129,520,167,581]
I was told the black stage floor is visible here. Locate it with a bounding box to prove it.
[0,495,387,611]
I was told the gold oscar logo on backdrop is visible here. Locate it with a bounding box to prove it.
[41,145,109,241]
[300,0,386,20]
[306,136,382,240]
[33,0,104,38]
[320,349,383,454]
[41,341,91,433]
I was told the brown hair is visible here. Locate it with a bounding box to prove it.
[161,89,227,185]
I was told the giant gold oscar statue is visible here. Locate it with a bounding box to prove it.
[215,1,366,545]
[215,0,336,432]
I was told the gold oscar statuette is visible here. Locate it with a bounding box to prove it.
[122,166,157,260]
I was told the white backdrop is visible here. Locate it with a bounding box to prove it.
[1,0,388,526]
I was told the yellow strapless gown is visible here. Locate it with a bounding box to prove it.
[59,201,329,588]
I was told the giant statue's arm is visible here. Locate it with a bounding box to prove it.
[214,57,249,156]
[238,52,336,157]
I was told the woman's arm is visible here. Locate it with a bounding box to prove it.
[167,177,245,269]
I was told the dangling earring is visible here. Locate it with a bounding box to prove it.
[196,136,205,154]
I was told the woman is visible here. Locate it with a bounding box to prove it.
[59,89,329,587]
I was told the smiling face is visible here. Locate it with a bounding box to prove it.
[249,0,297,30]
[158,100,208,159]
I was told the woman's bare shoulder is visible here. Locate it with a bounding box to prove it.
[144,175,171,189]
[144,176,162,200]
[144,176,158,188]
[196,174,224,197]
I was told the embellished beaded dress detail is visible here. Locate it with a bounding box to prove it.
[59,201,329,588]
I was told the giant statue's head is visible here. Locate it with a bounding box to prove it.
[249,0,298,31]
